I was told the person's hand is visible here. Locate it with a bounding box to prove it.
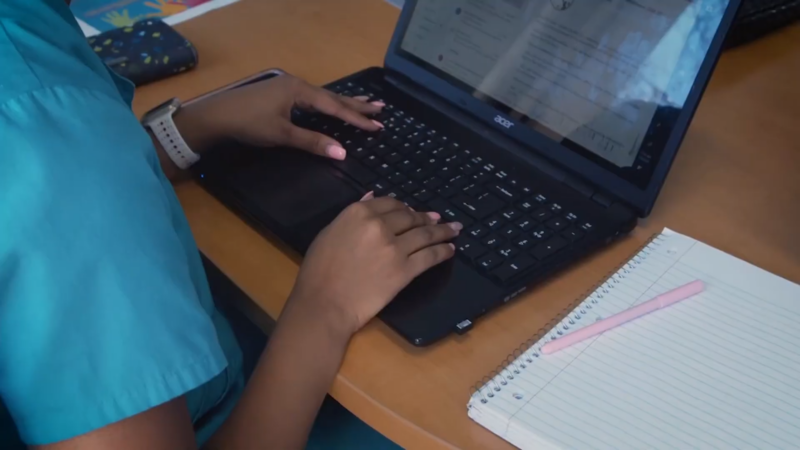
[287,194,462,337]
[178,74,384,160]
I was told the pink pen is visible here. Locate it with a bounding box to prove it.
[541,280,705,355]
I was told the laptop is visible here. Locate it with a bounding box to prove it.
[194,0,742,346]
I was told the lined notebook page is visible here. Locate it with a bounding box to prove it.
[468,228,800,450]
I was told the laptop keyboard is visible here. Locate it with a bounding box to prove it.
[296,80,598,287]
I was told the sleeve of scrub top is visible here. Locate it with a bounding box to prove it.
[0,85,229,446]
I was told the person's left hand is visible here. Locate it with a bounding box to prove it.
[177,74,384,160]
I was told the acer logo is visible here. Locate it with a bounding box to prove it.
[494,115,514,129]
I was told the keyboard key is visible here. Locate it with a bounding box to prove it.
[565,212,579,222]
[491,255,535,283]
[460,162,479,175]
[431,147,448,159]
[531,226,553,242]
[409,167,432,181]
[350,146,371,159]
[532,208,553,222]
[494,170,509,181]
[466,225,489,239]
[329,158,377,185]
[437,184,460,198]
[546,217,568,231]
[513,236,534,249]
[387,134,403,147]
[531,236,568,260]
[412,188,435,203]
[427,198,474,227]
[482,234,503,249]
[420,157,441,169]
[401,180,421,193]
[500,225,520,239]
[487,183,517,202]
[438,145,457,159]
[424,177,444,190]
[409,131,425,144]
[444,154,464,167]
[549,203,563,213]
[410,150,430,165]
[463,184,484,197]
[437,165,456,179]
[448,174,469,188]
[501,208,520,221]
[369,179,392,195]
[364,136,380,148]
[497,245,519,259]
[385,189,404,200]
[532,193,548,204]
[457,238,487,261]
[341,138,359,149]
[471,171,491,185]
[517,200,535,213]
[561,228,585,242]
[398,142,415,153]
[476,253,502,271]
[363,154,382,167]
[469,157,484,168]
[514,218,535,231]
[396,125,414,138]
[403,197,420,210]
[397,159,417,173]
[385,151,404,164]
[507,179,534,197]
[375,163,393,177]
[485,216,505,230]
[374,144,392,156]
[451,193,504,220]
[387,171,407,184]
[579,221,594,232]
[419,139,439,151]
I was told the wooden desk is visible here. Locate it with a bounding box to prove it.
[133,1,800,448]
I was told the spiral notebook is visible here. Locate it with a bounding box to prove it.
[468,228,800,450]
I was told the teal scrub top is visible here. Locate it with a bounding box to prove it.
[0,0,243,446]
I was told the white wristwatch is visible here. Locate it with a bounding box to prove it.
[141,97,200,170]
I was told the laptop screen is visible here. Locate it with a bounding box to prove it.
[397,0,730,189]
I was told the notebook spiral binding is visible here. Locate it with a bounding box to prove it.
[470,232,665,405]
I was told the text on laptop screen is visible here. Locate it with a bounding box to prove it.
[399,0,729,188]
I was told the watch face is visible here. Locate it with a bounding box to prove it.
[142,97,181,123]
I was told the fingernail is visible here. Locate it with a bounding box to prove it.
[447,222,463,231]
[371,120,384,129]
[426,211,441,221]
[354,95,370,101]
[325,145,346,160]
[371,101,386,107]
[360,191,374,201]
[448,243,456,250]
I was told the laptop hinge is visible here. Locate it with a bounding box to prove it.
[562,173,594,199]
[384,71,622,210]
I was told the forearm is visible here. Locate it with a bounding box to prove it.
[206,294,352,450]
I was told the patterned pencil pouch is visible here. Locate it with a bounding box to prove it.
[88,18,198,86]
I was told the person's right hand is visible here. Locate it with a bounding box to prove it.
[288,193,462,336]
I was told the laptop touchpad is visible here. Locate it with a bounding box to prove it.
[235,149,360,228]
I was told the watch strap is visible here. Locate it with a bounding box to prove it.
[146,113,200,170]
